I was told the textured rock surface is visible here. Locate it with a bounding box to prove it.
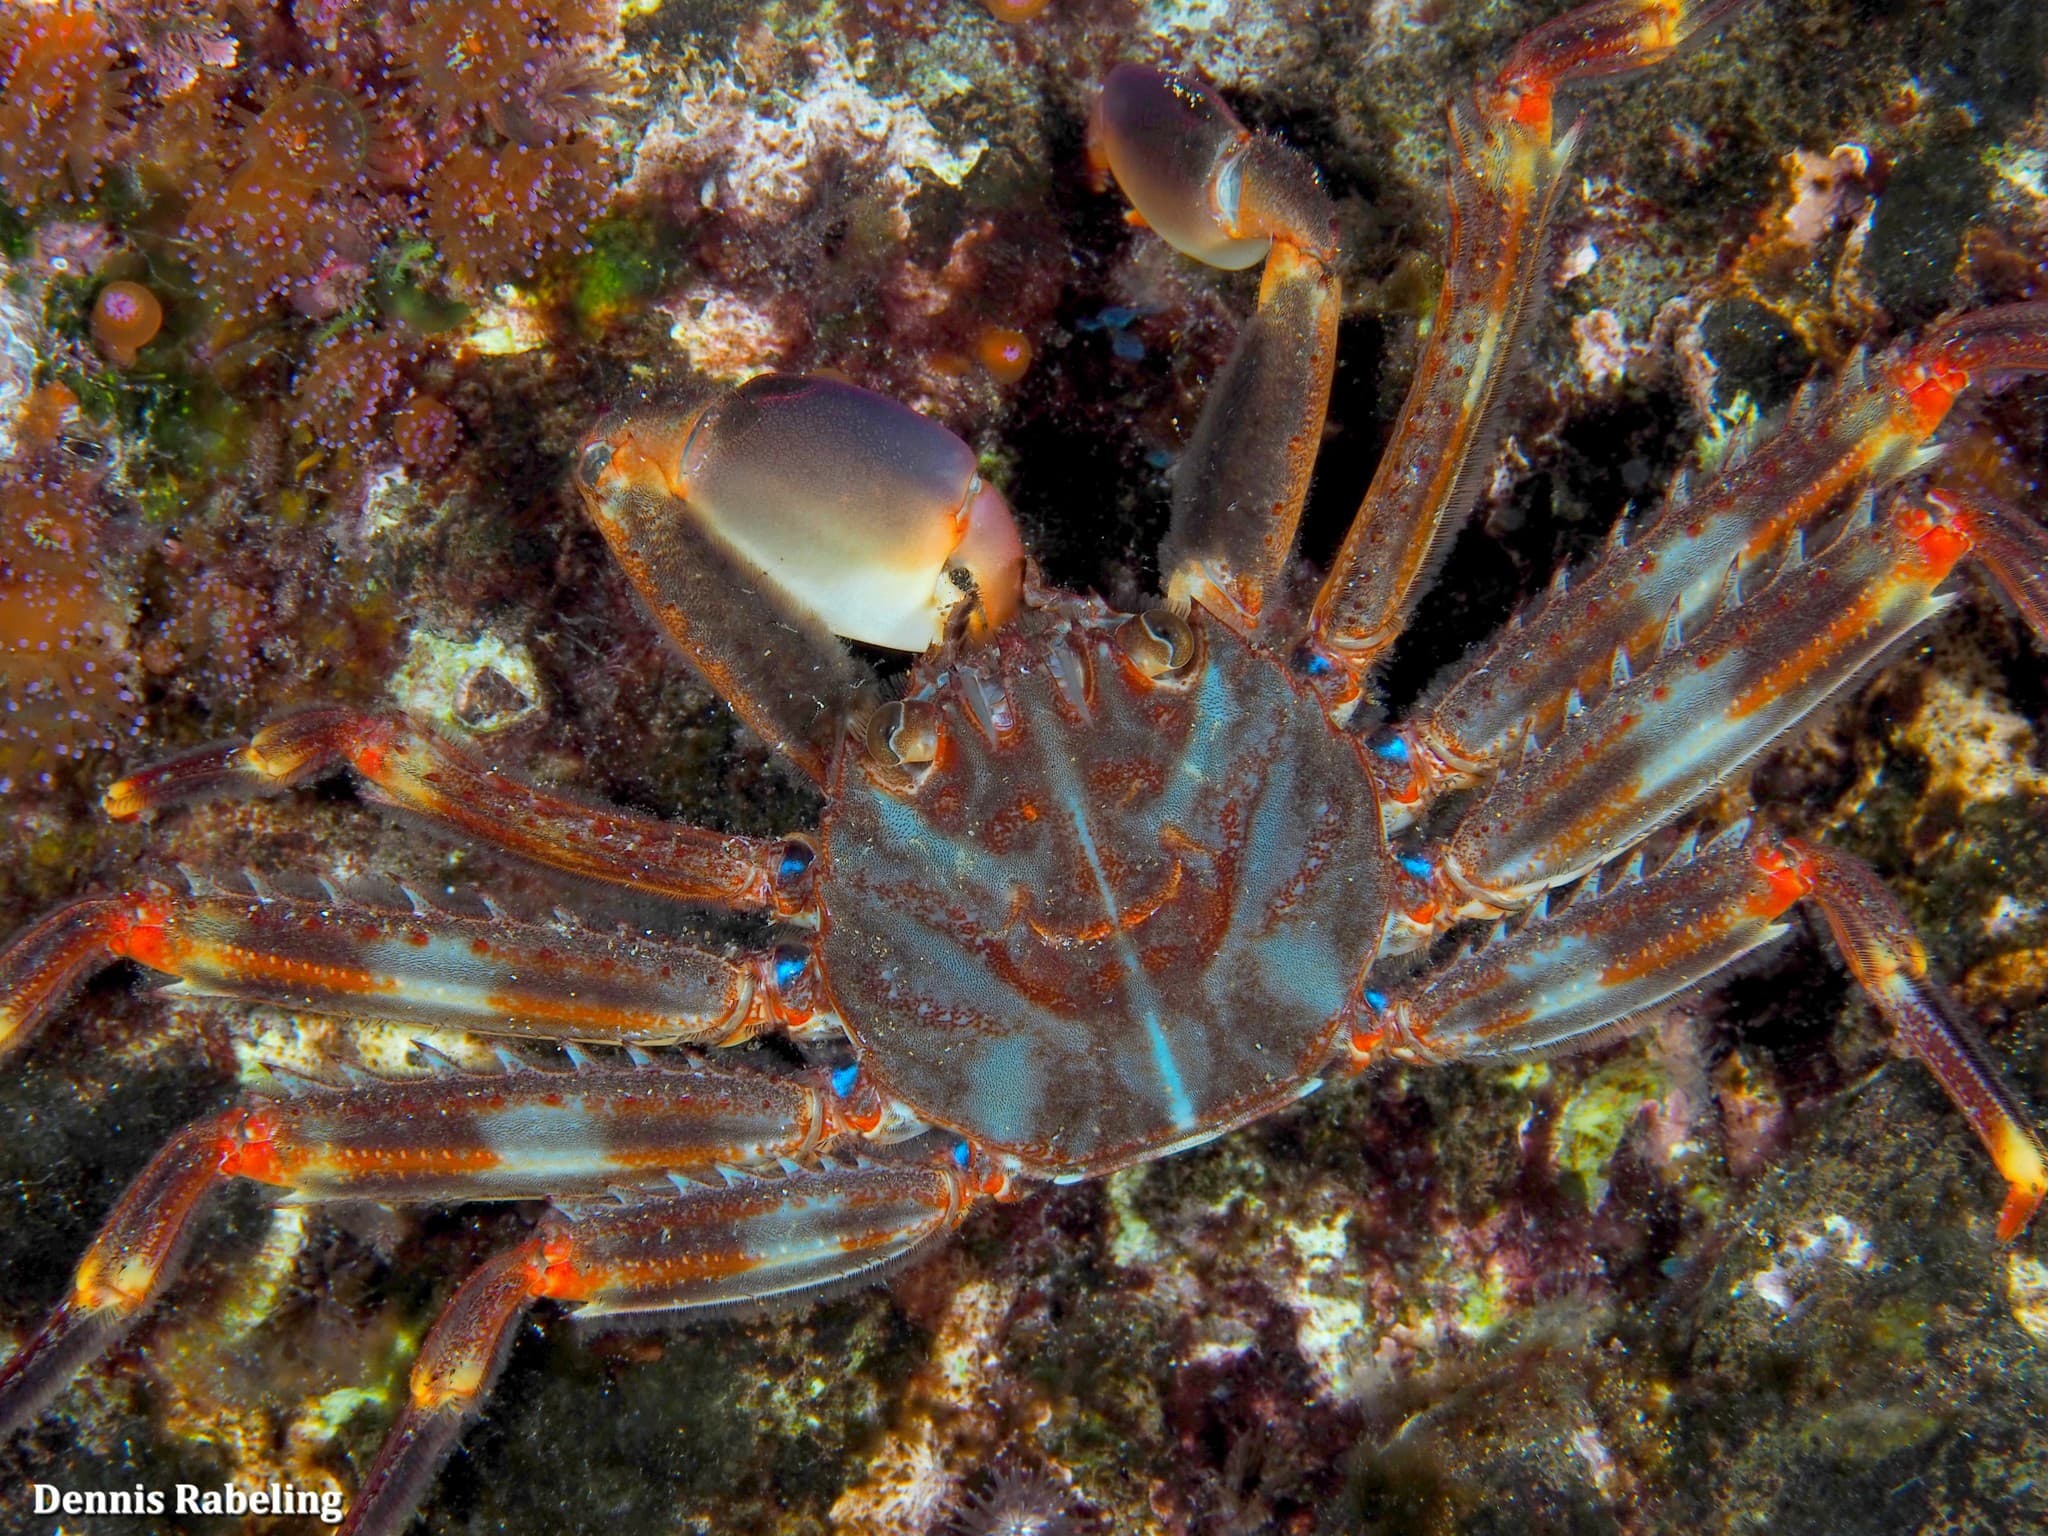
[0,0,2045,1533]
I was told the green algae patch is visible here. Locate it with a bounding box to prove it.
[1554,1056,1670,1209]
[570,215,679,332]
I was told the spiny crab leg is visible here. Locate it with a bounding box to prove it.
[1388,302,2048,807]
[1305,0,1754,694]
[0,1063,887,1449]
[1349,829,2048,1240]
[340,1163,979,1536]
[1425,493,1985,919]
[1092,64,1339,629]
[575,376,1027,781]
[1351,825,1809,1070]
[105,705,820,917]
[0,886,828,1063]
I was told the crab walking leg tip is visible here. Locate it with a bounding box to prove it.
[101,745,255,819]
[1796,840,2048,1241]
[0,1303,125,1436]
[103,709,372,819]
[337,1167,974,1534]
[1995,1140,2048,1244]
[1490,0,1753,120]
[0,1121,225,1433]
[100,705,801,912]
[339,1245,542,1536]
[336,1406,469,1536]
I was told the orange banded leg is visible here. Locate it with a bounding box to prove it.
[1303,0,1752,696]
[1092,65,1339,629]
[104,706,818,917]
[1797,842,2048,1242]
[0,1066,862,1440]
[1436,495,1971,915]
[0,885,827,1062]
[1354,829,2046,1239]
[1403,303,2048,803]
[1353,828,1806,1068]
[1483,0,1754,136]
[0,896,130,1060]
[1302,88,1576,691]
[339,1164,976,1536]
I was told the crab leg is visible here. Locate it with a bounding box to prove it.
[340,1164,976,1536]
[1305,0,1753,692]
[101,706,819,916]
[1092,65,1339,629]
[1939,481,2048,638]
[576,377,1027,782]
[1355,830,2047,1238]
[1352,828,1808,1068]
[1429,495,1977,917]
[0,1066,859,1437]
[1393,302,2048,803]
[0,887,825,1062]
[1796,841,2048,1241]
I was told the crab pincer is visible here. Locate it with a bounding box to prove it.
[575,375,1027,778]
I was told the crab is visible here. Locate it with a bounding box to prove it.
[3,0,2048,1531]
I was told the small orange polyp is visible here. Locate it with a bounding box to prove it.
[91,281,163,368]
[974,326,1034,386]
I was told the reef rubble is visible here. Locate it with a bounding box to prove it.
[0,0,2044,1533]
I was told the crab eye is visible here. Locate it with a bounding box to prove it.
[576,439,613,488]
[1117,608,1196,678]
[866,699,941,768]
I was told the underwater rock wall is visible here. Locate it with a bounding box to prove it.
[0,0,2043,1532]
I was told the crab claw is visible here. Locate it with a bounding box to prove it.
[580,376,1024,653]
[1090,65,1335,269]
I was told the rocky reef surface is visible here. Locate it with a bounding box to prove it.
[0,0,2045,1532]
